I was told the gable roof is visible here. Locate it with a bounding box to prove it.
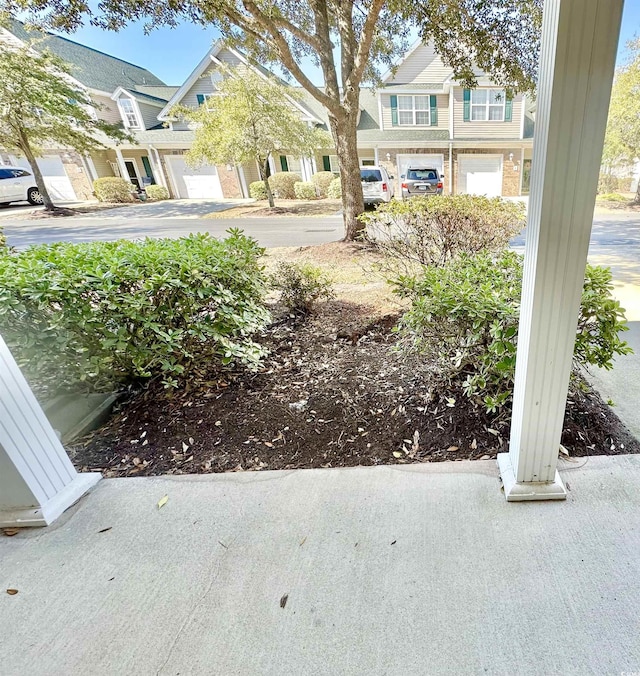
[5,19,166,93]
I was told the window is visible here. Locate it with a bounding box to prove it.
[407,169,438,181]
[119,98,139,128]
[286,156,301,173]
[328,155,340,173]
[361,169,383,183]
[398,95,430,126]
[470,89,506,121]
[9,169,30,177]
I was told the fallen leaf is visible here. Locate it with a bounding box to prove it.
[264,442,274,448]
[280,593,288,609]
[6,589,18,595]
[559,445,569,456]
[157,495,169,509]
[471,439,478,450]
[446,446,459,452]
[182,442,190,453]
[98,527,112,534]
[392,451,403,458]
[390,540,397,545]
[189,437,195,446]
[299,536,307,547]
[2,528,19,537]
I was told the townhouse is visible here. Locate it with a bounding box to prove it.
[0,21,534,201]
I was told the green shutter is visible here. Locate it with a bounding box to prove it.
[141,156,154,184]
[196,94,205,106]
[504,94,513,122]
[280,155,289,172]
[322,155,331,171]
[429,95,438,126]
[390,95,398,126]
[463,89,471,122]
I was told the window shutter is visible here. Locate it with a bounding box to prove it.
[280,155,289,171]
[390,95,398,126]
[322,155,331,171]
[141,156,155,183]
[463,89,471,122]
[504,94,513,122]
[429,95,438,126]
[196,94,205,106]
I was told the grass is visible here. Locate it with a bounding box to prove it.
[203,198,342,219]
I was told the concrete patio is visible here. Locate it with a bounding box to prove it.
[1,456,639,675]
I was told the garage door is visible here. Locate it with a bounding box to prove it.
[458,155,503,197]
[397,154,444,181]
[10,155,76,201]
[165,156,223,199]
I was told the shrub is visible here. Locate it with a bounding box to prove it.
[294,181,317,200]
[249,180,268,200]
[145,185,170,201]
[596,192,629,202]
[270,262,335,314]
[0,231,270,393]
[397,250,632,412]
[312,171,337,198]
[93,177,135,203]
[0,224,5,249]
[362,195,525,272]
[269,172,301,199]
[327,177,342,199]
[598,173,619,194]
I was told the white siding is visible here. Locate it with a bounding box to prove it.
[137,101,162,130]
[380,93,449,132]
[387,43,452,84]
[453,88,523,139]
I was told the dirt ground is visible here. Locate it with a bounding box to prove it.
[70,243,639,477]
[204,199,342,219]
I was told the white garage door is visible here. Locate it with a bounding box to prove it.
[165,156,223,199]
[397,154,444,181]
[10,155,76,201]
[458,155,503,197]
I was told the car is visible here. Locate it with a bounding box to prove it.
[360,166,394,205]
[0,166,44,206]
[401,167,444,199]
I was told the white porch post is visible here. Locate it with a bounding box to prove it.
[0,336,101,526]
[114,147,128,181]
[498,0,624,500]
[148,146,168,190]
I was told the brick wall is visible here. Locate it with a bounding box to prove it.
[216,164,242,198]
[61,151,93,200]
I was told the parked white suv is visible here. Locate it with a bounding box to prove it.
[361,166,394,205]
[0,166,43,206]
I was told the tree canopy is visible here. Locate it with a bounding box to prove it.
[0,37,127,209]
[173,68,331,206]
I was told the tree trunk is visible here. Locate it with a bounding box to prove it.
[20,134,55,211]
[258,156,275,208]
[330,112,365,241]
[634,178,640,205]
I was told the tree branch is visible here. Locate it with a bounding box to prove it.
[345,0,385,97]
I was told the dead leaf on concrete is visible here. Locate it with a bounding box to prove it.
[98,527,112,534]
[157,495,169,509]
[2,528,19,537]
[6,589,18,595]
[280,593,289,609]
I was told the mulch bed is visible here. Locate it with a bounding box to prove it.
[71,301,639,477]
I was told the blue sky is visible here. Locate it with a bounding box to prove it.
[54,2,639,86]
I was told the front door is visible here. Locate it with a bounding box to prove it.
[124,160,141,190]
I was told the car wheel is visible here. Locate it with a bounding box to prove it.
[27,187,44,205]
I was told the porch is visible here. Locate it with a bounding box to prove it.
[2,456,639,674]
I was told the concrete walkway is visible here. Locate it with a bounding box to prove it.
[1,457,639,675]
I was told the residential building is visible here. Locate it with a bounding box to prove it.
[0,21,534,200]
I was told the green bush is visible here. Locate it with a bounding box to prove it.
[361,194,525,274]
[270,262,335,314]
[312,171,337,198]
[598,173,619,194]
[398,250,632,413]
[596,192,629,202]
[93,177,135,203]
[145,185,170,201]
[269,172,301,199]
[294,181,317,200]
[0,231,270,393]
[618,176,633,192]
[327,177,342,199]
[249,180,268,200]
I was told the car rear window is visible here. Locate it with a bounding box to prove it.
[361,169,382,183]
[407,169,438,180]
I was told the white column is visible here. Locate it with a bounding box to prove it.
[498,0,624,501]
[0,336,101,526]
[148,146,168,189]
[374,147,379,165]
[114,147,128,181]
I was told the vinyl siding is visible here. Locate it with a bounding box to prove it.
[137,101,162,130]
[380,93,449,132]
[180,50,245,109]
[243,161,261,186]
[91,150,115,178]
[91,94,121,125]
[453,88,523,139]
[386,43,452,84]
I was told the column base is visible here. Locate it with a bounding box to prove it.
[0,472,101,527]
[497,453,567,502]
